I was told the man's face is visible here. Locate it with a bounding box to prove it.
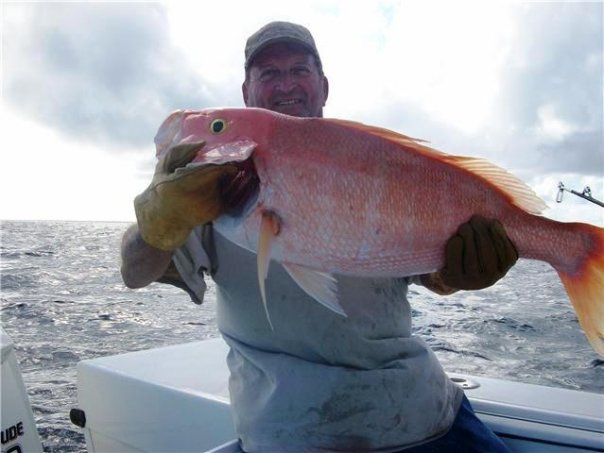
[243,43,329,118]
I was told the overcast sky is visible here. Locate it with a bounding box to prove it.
[1,1,602,225]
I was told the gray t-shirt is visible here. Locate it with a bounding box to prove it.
[174,227,463,452]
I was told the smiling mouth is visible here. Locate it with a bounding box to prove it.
[274,99,303,107]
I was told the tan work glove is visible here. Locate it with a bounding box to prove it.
[421,215,518,294]
[134,142,238,251]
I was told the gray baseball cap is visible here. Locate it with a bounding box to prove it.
[244,21,323,71]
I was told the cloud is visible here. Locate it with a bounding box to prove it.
[1,1,601,223]
[494,2,603,176]
[2,1,601,172]
[3,3,219,150]
[327,2,603,179]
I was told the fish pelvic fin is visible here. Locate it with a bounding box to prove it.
[257,210,282,330]
[555,224,604,356]
[283,264,347,317]
[325,118,547,215]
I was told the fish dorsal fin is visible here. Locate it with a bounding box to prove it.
[324,118,547,215]
[324,118,437,152]
[442,155,547,214]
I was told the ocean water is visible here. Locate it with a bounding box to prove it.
[1,220,602,452]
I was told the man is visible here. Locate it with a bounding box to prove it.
[122,21,514,452]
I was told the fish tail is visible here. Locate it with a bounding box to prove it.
[554,223,604,356]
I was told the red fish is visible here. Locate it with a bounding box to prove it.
[155,108,604,355]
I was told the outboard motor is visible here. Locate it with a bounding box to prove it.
[1,328,42,453]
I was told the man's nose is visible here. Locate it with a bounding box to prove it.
[275,71,297,91]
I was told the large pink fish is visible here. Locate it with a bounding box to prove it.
[154,107,604,355]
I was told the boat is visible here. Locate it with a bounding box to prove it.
[1,328,43,453]
[70,337,603,452]
[2,327,603,452]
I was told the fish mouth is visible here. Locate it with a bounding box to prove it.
[186,139,259,216]
[192,139,257,165]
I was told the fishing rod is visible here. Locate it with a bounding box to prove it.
[556,182,604,208]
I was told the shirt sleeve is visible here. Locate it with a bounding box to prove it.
[170,227,211,304]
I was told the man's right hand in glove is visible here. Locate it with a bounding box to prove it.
[134,141,239,251]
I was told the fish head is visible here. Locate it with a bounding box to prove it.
[154,107,281,218]
[154,107,275,166]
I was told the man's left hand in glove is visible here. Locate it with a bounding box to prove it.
[419,215,519,295]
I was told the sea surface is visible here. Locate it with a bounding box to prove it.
[1,220,602,452]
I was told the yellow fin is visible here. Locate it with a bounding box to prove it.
[324,118,429,145]
[442,155,547,214]
[556,224,604,356]
[325,118,547,215]
[283,263,346,317]
[257,211,281,330]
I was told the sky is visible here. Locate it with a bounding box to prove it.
[1,1,602,226]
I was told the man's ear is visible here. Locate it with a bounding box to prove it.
[242,81,249,106]
[322,76,329,106]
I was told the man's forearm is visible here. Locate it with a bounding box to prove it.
[120,224,173,288]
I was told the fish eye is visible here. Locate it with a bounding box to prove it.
[210,118,227,134]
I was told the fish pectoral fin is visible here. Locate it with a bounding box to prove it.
[283,263,347,317]
[257,211,281,330]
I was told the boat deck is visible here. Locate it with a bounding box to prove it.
[75,338,604,452]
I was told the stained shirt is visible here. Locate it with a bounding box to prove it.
[173,227,463,452]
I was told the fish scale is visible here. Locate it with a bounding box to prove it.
[256,124,480,275]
